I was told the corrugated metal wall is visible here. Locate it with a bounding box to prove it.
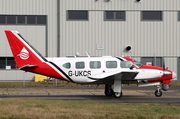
[0,0,58,57]
[0,0,57,81]
[59,0,180,57]
[59,0,180,80]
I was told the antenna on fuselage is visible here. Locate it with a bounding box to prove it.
[85,51,90,57]
[75,52,80,58]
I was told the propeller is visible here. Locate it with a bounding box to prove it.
[162,58,171,81]
[162,57,171,91]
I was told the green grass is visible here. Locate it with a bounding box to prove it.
[0,99,179,119]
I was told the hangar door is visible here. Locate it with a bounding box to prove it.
[141,57,162,67]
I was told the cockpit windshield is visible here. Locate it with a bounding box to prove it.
[133,59,143,68]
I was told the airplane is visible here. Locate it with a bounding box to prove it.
[5,30,176,98]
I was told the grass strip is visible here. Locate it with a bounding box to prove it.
[0,99,179,119]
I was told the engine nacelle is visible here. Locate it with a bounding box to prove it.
[162,83,169,91]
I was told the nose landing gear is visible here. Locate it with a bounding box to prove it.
[155,86,162,97]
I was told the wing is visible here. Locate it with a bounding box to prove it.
[88,70,139,81]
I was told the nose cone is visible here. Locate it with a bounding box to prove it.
[172,72,177,79]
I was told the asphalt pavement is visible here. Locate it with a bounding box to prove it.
[0,86,179,103]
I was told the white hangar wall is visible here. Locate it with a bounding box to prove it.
[59,0,180,80]
[0,0,58,81]
[59,0,180,57]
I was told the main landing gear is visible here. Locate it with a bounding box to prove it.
[104,84,114,97]
[104,84,123,98]
[155,86,162,97]
[113,91,123,98]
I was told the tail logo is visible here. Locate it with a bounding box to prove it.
[18,47,29,60]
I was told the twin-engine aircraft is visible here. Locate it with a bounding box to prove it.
[5,30,176,98]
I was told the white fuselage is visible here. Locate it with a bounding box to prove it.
[46,56,163,84]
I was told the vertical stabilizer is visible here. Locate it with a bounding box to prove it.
[5,30,47,69]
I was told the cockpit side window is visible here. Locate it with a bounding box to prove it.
[120,61,133,68]
[62,63,71,69]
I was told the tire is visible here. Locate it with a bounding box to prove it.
[113,91,123,98]
[155,90,162,97]
[105,88,113,97]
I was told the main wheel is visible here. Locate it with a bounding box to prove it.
[155,90,162,97]
[105,88,113,96]
[104,84,114,97]
[113,91,122,98]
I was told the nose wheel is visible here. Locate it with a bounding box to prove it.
[155,86,162,97]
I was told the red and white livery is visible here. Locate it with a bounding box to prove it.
[5,30,176,98]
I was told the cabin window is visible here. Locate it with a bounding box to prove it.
[120,61,133,68]
[76,62,85,69]
[62,63,71,69]
[106,61,117,68]
[90,61,101,69]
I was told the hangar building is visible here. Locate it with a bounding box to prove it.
[0,0,180,81]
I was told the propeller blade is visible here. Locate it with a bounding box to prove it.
[162,57,165,82]
[163,57,165,71]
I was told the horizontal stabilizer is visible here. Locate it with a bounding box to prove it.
[19,64,38,70]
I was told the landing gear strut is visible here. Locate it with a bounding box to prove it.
[104,84,113,97]
[113,78,122,98]
[104,84,123,98]
[155,86,162,97]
